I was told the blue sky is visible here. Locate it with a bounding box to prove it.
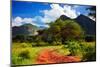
[12,1,93,27]
[12,1,51,18]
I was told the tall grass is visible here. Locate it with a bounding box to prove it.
[12,43,69,65]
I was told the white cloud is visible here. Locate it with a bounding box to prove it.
[12,16,49,27]
[12,4,80,27]
[12,17,23,26]
[23,18,33,23]
[12,17,38,27]
[63,5,78,18]
[41,4,80,23]
[14,16,23,23]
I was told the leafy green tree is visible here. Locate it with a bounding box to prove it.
[37,17,84,44]
[61,20,84,41]
[48,19,84,43]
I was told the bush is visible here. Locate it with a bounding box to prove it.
[65,41,81,56]
[20,43,29,48]
[80,43,96,61]
[52,41,62,45]
[35,41,48,46]
[18,50,31,59]
[63,40,96,61]
[32,42,37,46]
[12,35,26,42]
[85,35,96,42]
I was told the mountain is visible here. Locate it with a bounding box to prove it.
[59,15,96,35]
[76,14,96,35]
[60,15,70,20]
[12,24,38,37]
[38,25,48,30]
[12,15,96,37]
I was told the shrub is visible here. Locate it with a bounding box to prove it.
[63,40,96,61]
[85,35,96,42]
[32,41,53,46]
[80,43,96,61]
[65,41,81,56]
[20,43,29,48]
[12,35,26,42]
[51,41,62,45]
[32,42,37,46]
[12,54,18,64]
[18,50,31,59]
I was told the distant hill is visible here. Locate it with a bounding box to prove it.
[12,23,38,37]
[75,14,96,35]
[60,15,70,20]
[59,14,96,35]
[12,15,96,37]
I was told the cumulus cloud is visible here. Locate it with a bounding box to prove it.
[12,17,23,26]
[12,17,38,27]
[12,16,49,27]
[41,4,80,23]
[32,16,50,27]
[12,4,80,27]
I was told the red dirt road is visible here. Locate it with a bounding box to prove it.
[36,49,81,64]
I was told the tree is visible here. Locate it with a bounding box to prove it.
[61,20,84,42]
[47,19,84,43]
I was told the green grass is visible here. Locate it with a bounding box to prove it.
[12,41,96,65]
[12,42,70,65]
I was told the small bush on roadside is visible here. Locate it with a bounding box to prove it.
[63,40,96,61]
[51,41,62,46]
[18,50,31,59]
[80,43,96,61]
[20,43,29,48]
[35,41,47,46]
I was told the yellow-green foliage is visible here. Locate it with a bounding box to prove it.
[12,41,96,65]
[63,41,96,61]
[12,43,70,65]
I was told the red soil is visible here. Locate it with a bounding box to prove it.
[36,49,81,64]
